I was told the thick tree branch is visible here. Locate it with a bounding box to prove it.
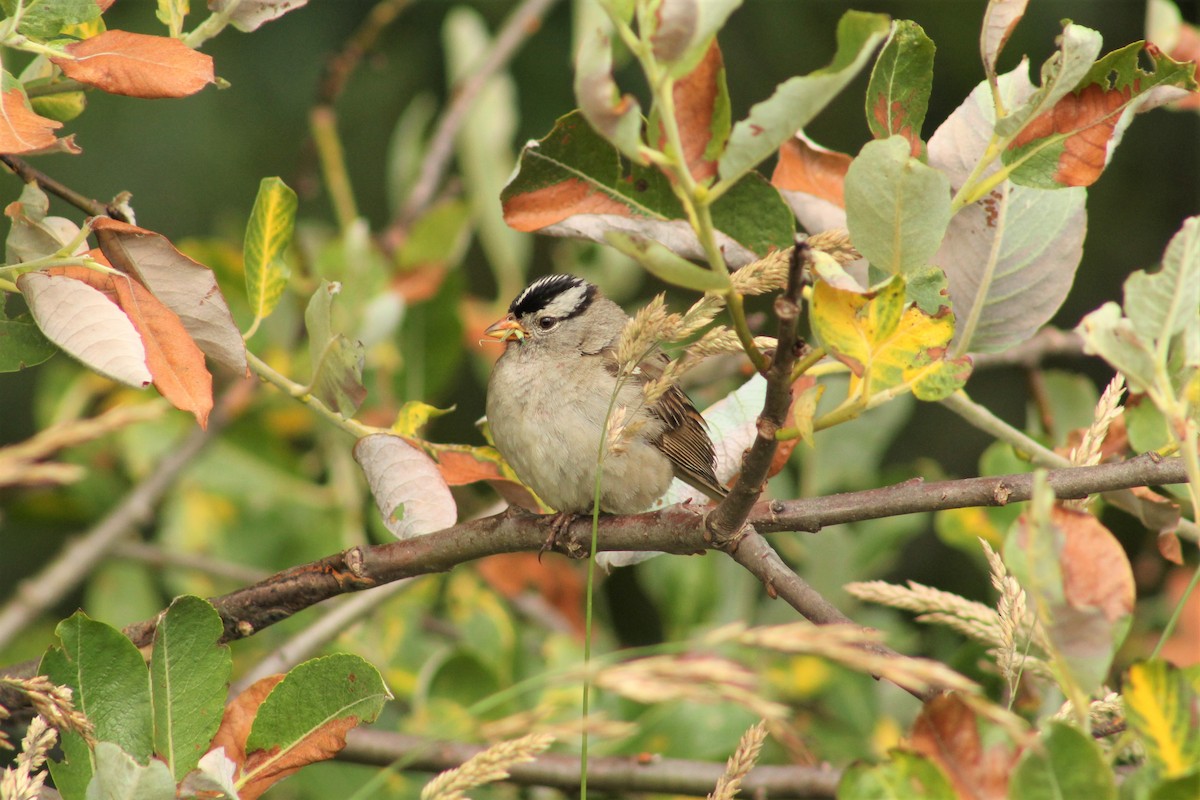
[340,728,842,798]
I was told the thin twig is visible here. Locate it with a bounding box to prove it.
[340,728,842,798]
[968,328,1085,371]
[0,380,248,652]
[0,155,130,221]
[392,0,563,227]
[110,541,269,585]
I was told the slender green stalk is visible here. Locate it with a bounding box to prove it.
[941,390,1068,467]
[310,107,360,234]
[245,350,378,438]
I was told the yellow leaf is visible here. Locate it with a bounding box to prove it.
[811,275,971,402]
[1125,660,1200,778]
[391,401,455,437]
[243,177,297,334]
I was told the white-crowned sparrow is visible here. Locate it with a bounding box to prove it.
[485,274,726,528]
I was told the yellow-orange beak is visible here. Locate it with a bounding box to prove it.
[483,315,527,343]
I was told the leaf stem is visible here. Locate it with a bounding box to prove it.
[310,106,360,234]
[941,390,1067,466]
[789,345,827,382]
[245,350,377,439]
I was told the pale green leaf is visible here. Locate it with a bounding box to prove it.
[845,135,951,276]
[85,743,175,800]
[1124,215,1200,358]
[1009,722,1115,800]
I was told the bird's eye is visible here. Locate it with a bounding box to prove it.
[536,317,557,331]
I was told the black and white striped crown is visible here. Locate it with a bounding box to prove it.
[509,274,596,321]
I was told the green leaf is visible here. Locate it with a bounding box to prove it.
[1,0,103,40]
[243,176,297,334]
[395,199,471,272]
[1124,216,1200,360]
[604,231,730,291]
[30,89,87,122]
[839,751,957,799]
[503,110,792,266]
[85,742,176,800]
[845,136,951,277]
[717,10,889,187]
[304,281,365,418]
[865,20,935,152]
[42,612,154,800]
[905,265,950,315]
[1125,660,1200,779]
[1003,38,1197,189]
[156,0,190,38]
[1009,722,1116,800]
[242,654,390,786]
[1077,303,1158,394]
[0,313,58,371]
[150,596,231,782]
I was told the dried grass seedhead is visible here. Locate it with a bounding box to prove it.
[420,732,554,800]
[730,231,859,297]
[0,676,93,744]
[596,654,786,721]
[0,716,57,800]
[708,720,768,800]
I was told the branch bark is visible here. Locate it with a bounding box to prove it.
[340,728,843,798]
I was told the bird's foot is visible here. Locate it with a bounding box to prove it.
[539,511,578,560]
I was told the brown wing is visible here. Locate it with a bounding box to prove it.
[636,353,727,501]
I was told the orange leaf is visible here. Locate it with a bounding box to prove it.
[52,30,215,99]
[908,695,1019,800]
[502,176,631,233]
[210,675,284,771]
[49,266,213,427]
[477,553,586,637]
[0,89,80,155]
[1055,506,1135,623]
[663,40,725,184]
[771,134,851,208]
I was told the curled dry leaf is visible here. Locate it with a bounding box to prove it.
[208,0,311,33]
[908,694,1023,800]
[209,675,285,800]
[91,217,247,374]
[52,30,215,99]
[1055,506,1135,623]
[771,132,851,234]
[16,270,151,388]
[354,434,458,538]
[48,266,213,428]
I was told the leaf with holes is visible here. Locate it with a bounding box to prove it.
[1002,37,1196,188]
[17,270,151,388]
[354,434,457,538]
[503,111,792,267]
[51,30,215,99]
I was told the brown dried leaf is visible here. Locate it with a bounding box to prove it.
[210,675,284,770]
[52,31,215,99]
[908,694,1018,800]
[0,88,78,155]
[91,217,246,374]
[51,266,213,427]
[772,134,850,207]
[240,718,357,800]
[1055,506,1135,622]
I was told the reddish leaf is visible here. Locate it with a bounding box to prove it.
[49,266,213,427]
[661,40,727,184]
[52,31,215,99]
[0,88,80,155]
[909,695,1020,800]
[1158,530,1184,565]
[1004,42,1197,188]
[91,217,247,374]
[391,265,447,303]
[425,441,543,510]
[477,553,586,637]
[1158,567,1200,665]
[1055,506,1135,623]
[771,133,851,234]
[210,675,283,771]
